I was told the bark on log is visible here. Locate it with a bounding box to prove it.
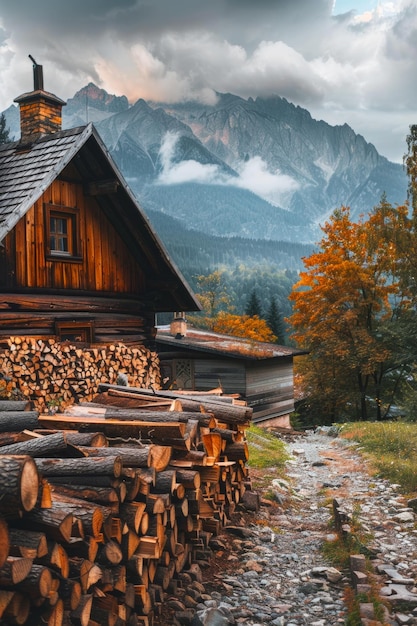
[34,456,123,479]
[15,563,52,599]
[19,506,74,542]
[8,528,48,559]
[0,454,40,515]
[0,411,39,432]
[0,431,67,457]
[0,401,30,411]
[51,484,120,506]
[49,494,106,538]
[0,556,33,585]
[64,432,108,448]
[119,502,146,534]
[79,446,152,467]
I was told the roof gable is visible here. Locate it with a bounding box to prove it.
[0,124,201,312]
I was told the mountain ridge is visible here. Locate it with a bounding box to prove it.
[2,84,408,249]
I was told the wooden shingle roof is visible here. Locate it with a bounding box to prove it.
[0,124,201,312]
[0,126,87,240]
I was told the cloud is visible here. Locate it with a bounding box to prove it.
[0,0,416,161]
[234,156,299,204]
[157,132,299,205]
[157,132,222,184]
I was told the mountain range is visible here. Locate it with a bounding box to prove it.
[3,83,408,272]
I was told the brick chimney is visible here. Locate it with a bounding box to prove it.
[170,312,187,338]
[14,56,66,143]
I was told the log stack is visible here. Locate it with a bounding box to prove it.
[0,386,253,625]
[0,338,161,411]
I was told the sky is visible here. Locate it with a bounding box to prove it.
[0,0,416,163]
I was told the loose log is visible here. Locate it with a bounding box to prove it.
[174,470,201,490]
[38,541,70,578]
[0,401,30,412]
[76,560,102,593]
[153,470,176,494]
[34,456,123,479]
[48,494,105,539]
[64,537,99,562]
[0,411,39,433]
[70,593,92,626]
[64,432,108,447]
[79,446,152,467]
[38,415,186,442]
[8,528,47,559]
[0,556,33,585]
[19,506,74,543]
[15,563,52,599]
[59,578,82,612]
[2,591,30,625]
[170,397,251,425]
[0,590,14,619]
[121,528,140,561]
[0,454,39,515]
[33,598,64,626]
[119,502,146,534]
[51,484,120,506]
[0,431,67,457]
[0,517,9,569]
[224,441,249,462]
[97,539,123,567]
[104,407,216,429]
[47,475,120,488]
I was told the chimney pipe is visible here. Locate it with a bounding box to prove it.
[29,55,44,91]
[170,312,187,338]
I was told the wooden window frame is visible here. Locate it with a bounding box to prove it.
[45,204,82,261]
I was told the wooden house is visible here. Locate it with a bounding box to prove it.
[0,65,200,348]
[155,320,306,427]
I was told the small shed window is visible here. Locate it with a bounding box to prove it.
[45,204,81,260]
[55,321,94,344]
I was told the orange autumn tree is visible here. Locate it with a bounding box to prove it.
[289,201,411,423]
[213,312,277,343]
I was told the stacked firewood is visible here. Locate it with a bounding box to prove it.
[0,338,161,411]
[0,386,253,625]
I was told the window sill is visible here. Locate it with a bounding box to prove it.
[46,254,83,264]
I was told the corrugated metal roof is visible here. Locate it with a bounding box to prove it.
[156,326,307,360]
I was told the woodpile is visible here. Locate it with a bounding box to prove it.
[0,385,253,625]
[0,338,161,411]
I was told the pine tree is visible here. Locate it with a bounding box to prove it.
[266,297,286,344]
[0,113,10,145]
[245,289,262,318]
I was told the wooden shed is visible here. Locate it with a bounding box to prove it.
[0,66,200,347]
[155,323,305,427]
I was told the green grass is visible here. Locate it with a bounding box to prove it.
[339,421,417,494]
[246,423,290,469]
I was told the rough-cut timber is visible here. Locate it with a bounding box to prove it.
[0,386,254,625]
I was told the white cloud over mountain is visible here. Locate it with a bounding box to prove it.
[0,0,415,162]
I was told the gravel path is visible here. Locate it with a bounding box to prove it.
[193,430,417,626]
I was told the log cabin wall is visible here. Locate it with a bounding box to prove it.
[0,337,162,411]
[245,357,295,424]
[0,178,157,345]
[3,179,145,294]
